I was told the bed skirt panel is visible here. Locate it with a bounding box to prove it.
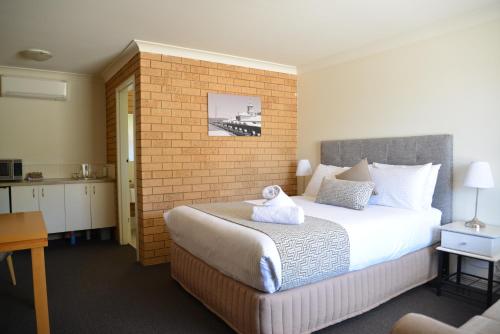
[171,242,437,334]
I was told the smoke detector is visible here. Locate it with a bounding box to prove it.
[19,49,53,61]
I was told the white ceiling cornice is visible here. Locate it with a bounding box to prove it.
[101,41,140,82]
[136,40,297,75]
[102,40,297,81]
[299,4,500,74]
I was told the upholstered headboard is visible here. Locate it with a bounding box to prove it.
[321,135,453,224]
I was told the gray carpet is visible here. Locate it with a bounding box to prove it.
[0,240,484,334]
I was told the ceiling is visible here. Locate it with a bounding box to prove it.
[1,0,499,76]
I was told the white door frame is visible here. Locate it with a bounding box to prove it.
[115,76,139,259]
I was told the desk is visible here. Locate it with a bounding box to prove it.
[0,212,49,334]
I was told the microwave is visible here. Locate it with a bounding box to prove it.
[0,159,23,181]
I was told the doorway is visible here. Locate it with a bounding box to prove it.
[116,77,138,257]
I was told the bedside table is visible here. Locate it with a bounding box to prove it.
[436,221,500,306]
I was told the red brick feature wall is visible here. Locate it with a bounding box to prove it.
[106,52,297,265]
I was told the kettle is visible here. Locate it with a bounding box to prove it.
[81,163,91,178]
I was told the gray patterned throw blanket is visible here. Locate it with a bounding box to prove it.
[189,202,350,291]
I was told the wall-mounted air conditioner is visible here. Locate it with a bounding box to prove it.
[0,75,67,101]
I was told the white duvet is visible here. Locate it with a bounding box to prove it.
[164,196,441,293]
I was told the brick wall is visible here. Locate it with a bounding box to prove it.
[106,54,140,165]
[106,51,297,265]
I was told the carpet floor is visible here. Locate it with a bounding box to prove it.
[0,239,485,334]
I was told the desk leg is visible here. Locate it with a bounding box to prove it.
[456,255,462,285]
[443,252,450,277]
[31,247,50,334]
[437,250,443,296]
[487,261,494,307]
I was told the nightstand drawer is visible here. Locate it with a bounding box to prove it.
[441,230,500,257]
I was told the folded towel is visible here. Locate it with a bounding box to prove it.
[251,205,305,225]
[262,185,280,199]
[262,185,296,207]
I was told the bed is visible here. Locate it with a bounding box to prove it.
[165,134,453,334]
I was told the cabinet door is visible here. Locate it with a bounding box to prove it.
[90,183,116,228]
[11,186,39,212]
[65,184,91,231]
[39,185,66,233]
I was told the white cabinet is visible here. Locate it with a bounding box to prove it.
[90,183,116,228]
[11,186,39,212]
[65,182,116,231]
[65,184,91,231]
[11,181,116,234]
[39,185,66,233]
[12,185,66,233]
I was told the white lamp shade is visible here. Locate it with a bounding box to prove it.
[464,161,495,189]
[296,159,312,176]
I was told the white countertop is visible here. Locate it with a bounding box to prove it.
[0,178,115,187]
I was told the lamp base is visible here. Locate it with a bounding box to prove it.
[464,218,486,229]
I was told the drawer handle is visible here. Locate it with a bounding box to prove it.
[459,242,467,246]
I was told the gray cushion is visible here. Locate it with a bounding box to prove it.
[391,313,462,334]
[335,158,377,195]
[483,300,500,322]
[315,178,374,210]
[335,158,372,182]
[460,316,500,334]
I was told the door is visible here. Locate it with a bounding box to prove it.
[11,186,39,212]
[116,79,136,248]
[65,184,91,231]
[90,183,116,228]
[0,187,10,213]
[39,185,66,233]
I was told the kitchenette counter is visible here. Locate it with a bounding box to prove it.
[0,177,115,187]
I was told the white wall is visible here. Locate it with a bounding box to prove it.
[0,67,106,176]
[298,19,500,225]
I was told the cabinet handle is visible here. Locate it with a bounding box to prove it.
[459,242,467,246]
[85,186,87,195]
[32,188,35,198]
[42,188,45,197]
[93,185,95,195]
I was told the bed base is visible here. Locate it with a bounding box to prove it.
[171,242,438,334]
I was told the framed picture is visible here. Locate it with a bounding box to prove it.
[208,93,261,136]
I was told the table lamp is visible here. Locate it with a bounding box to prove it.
[296,160,312,194]
[463,161,494,228]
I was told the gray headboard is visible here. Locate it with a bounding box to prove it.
[321,134,453,224]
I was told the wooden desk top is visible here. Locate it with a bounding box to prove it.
[0,212,48,251]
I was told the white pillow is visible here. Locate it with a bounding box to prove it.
[303,164,346,197]
[373,163,441,210]
[369,163,432,211]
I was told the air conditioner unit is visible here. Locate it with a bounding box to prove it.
[0,75,67,101]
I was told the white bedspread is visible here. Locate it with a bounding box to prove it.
[164,196,441,293]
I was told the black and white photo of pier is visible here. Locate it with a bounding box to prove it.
[208,93,261,136]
